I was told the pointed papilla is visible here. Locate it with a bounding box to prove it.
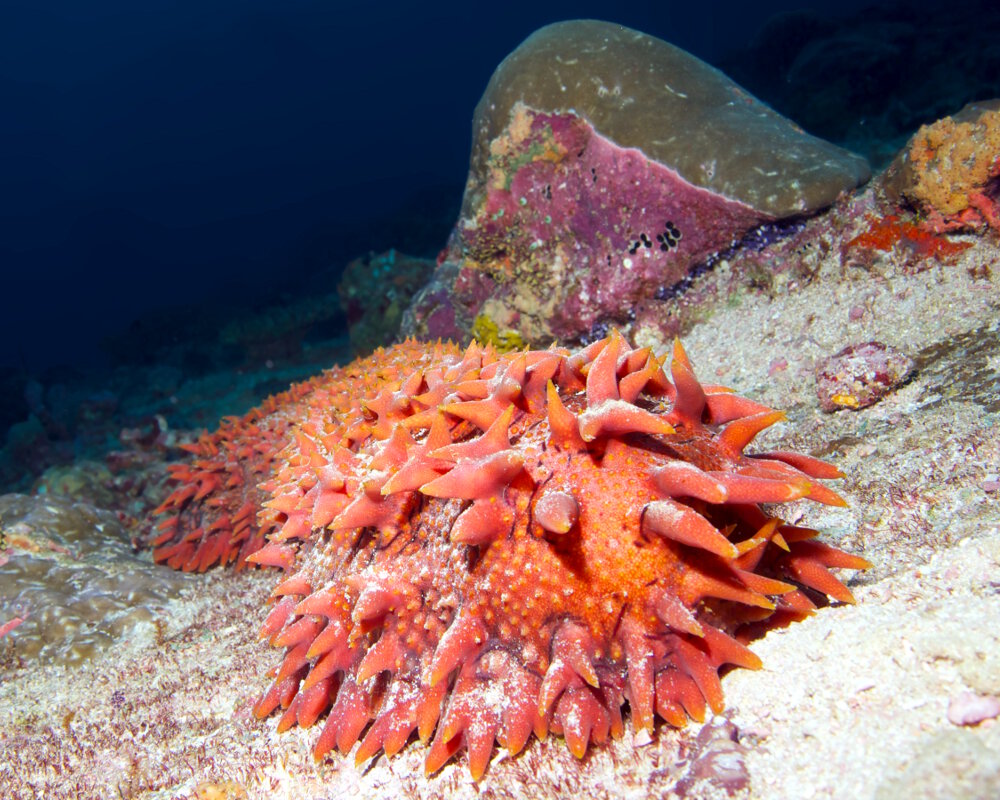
[652,461,728,503]
[578,399,675,442]
[420,450,525,500]
[642,499,739,559]
[585,330,623,406]
[546,380,586,450]
[428,613,488,686]
[716,410,787,457]
[450,497,513,545]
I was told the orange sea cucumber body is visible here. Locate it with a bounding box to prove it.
[155,333,867,778]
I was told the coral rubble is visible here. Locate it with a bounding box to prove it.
[814,341,915,412]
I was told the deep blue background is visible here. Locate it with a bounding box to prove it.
[0,0,968,371]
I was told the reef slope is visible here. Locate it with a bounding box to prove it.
[2,173,997,797]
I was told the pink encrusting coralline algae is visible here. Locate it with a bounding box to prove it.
[403,20,870,347]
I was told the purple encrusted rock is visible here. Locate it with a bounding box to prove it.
[452,105,768,343]
[402,20,869,347]
[815,341,915,412]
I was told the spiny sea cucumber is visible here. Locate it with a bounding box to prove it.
[154,332,868,778]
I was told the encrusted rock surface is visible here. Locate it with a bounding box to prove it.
[402,20,870,348]
[1,169,998,796]
[885,99,1000,232]
[468,20,870,217]
[0,493,194,664]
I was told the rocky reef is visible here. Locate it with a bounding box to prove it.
[403,20,869,348]
[2,18,1000,800]
[337,250,435,356]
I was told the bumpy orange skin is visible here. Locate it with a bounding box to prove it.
[155,333,868,778]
